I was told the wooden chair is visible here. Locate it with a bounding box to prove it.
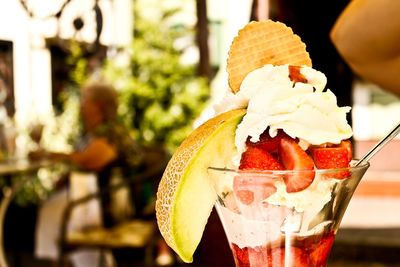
[57,157,167,267]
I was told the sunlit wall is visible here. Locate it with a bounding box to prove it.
[0,0,132,126]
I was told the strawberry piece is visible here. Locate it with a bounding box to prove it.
[249,246,269,266]
[246,129,287,153]
[268,247,311,267]
[239,146,283,171]
[232,243,249,266]
[308,140,352,179]
[279,137,315,193]
[233,244,311,267]
[341,140,353,162]
[235,190,254,205]
[232,244,273,266]
[236,147,281,205]
[309,233,335,267]
[233,175,277,205]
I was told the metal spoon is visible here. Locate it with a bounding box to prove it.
[355,121,400,166]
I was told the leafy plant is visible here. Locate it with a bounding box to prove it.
[103,4,210,153]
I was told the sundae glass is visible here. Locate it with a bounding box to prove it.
[209,161,369,266]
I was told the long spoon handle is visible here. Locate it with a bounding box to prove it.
[355,121,400,166]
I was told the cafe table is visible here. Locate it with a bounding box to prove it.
[0,158,53,267]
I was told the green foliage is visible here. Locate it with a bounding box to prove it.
[67,41,90,90]
[103,6,210,153]
[10,174,51,207]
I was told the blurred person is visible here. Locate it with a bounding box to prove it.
[32,82,142,174]
[33,82,151,266]
[32,82,145,223]
[331,0,400,96]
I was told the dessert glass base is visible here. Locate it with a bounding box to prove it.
[209,160,369,267]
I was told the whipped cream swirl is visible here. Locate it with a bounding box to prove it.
[214,64,352,164]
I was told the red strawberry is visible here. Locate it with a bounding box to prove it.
[308,140,352,179]
[233,175,277,205]
[248,246,269,266]
[341,140,353,162]
[246,129,287,153]
[279,137,315,193]
[236,147,281,205]
[268,247,311,267]
[309,233,335,267]
[239,147,283,171]
[232,243,249,265]
[235,190,254,205]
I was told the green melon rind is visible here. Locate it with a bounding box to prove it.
[172,111,245,262]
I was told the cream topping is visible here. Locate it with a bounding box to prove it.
[214,64,352,165]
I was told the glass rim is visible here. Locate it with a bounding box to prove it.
[208,159,370,175]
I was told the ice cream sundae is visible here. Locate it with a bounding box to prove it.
[155,20,369,267]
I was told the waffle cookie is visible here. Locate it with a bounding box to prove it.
[227,20,312,93]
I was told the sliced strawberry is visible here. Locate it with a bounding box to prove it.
[233,244,274,266]
[246,129,287,153]
[279,137,315,193]
[239,146,283,171]
[233,175,277,205]
[309,233,335,267]
[308,140,353,166]
[308,140,352,179]
[268,247,311,267]
[249,246,270,266]
[232,243,249,265]
[236,147,281,205]
[341,140,353,162]
[309,147,350,169]
[234,190,254,205]
[233,244,311,267]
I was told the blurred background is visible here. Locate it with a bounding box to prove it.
[0,0,399,266]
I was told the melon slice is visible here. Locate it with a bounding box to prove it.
[155,109,246,262]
